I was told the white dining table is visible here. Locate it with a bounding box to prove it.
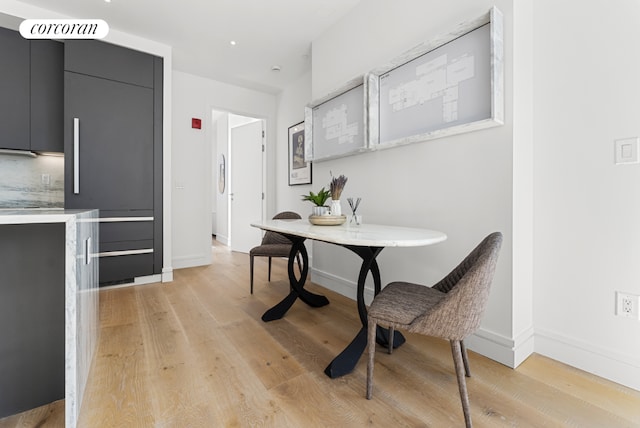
[251,218,447,378]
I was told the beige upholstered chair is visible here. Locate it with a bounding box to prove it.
[366,232,503,428]
[249,211,302,294]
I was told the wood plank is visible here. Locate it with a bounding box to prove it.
[223,318,306,390]
[271,372,428,427]
[98,286,139,328]
[76,322,155,426]
[4,240,640,427]
[517,354,640,425]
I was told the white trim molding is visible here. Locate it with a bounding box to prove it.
[311,266,533,370]
[162,267,174,282]
[536,328,640,392]
[216,234,230,247]
[464,325,534,368]
[311,267,371,302]
[172,253,212,269]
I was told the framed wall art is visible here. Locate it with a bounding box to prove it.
[304,76,368,162]
[368,6,504,150]
[288,121,312,185]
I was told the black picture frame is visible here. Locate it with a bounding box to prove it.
[288,121,312,185]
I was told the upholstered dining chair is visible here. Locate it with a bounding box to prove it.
[366,232,503,428]
[249,211,302,294]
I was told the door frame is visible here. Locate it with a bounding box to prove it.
[209,109,266,250]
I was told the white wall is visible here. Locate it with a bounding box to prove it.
[273,72,315,261]
[309,0,524,367]
[275,71,313,215]
[511,0,535,365]
[171,71,277,269]
[302,0,640,391]
[533,0,640,390]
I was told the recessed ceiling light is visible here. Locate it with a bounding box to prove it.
[271,65,281,72]
[229,40,237,46]
[104,0,111,3]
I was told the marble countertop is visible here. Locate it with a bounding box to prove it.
[251,219,447,247]
[0,208,96,224]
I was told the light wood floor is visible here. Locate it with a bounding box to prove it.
[2,242,640,427]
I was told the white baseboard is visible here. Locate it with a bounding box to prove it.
[172,254,211,269]
[134,274,162,285]
[311,267,374,304]
[310,267,640,392]
[162,267,173,282]
[311,267,532,369]
[216,234,229,246]
[464,326,534,368]
[514,326,536,366]
[536,327,640,392]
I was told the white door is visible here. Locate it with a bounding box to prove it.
[230,120,263,253]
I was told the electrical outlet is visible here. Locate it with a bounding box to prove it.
[616,291,640,319]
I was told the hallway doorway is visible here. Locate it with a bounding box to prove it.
[211,111,265,253]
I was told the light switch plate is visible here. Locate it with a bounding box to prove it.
[615,137,639,165]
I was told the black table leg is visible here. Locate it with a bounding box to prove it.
[259,236,406,376]
[261,291,299,322]
[324,327,368,378]
[324,245,405,378]
[322,326,405,378]
[261,237,329,322]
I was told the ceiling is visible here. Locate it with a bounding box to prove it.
[10,0,362,94]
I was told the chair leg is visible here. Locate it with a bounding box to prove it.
[250,255,254,294]
[388,326,394,355]
[268,257,272,281]
[461,340,471,377]
[366,317,377,399]
[451,340,472,428]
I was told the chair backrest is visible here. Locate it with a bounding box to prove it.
[273,211,301,220]
[409,232,503,340]
[261,211,302,245]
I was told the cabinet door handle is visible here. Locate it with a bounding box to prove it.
[98,248,154,257]
[73,118,80,194]
[98,217,154,222]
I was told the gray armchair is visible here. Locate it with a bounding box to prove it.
[366,232,503,428]
[249,211,302,294]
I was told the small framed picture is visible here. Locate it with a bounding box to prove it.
[288,121,312,185]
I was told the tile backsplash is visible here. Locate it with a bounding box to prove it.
[0,153,64,208]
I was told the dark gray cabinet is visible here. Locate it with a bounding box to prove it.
[0,27,63,153]
[64,72,154,210]
[99,242,155,283]
[64,40,163,285]
[30,40,64,153]
[0,26,30,150]
[64,39,154,88]
[98,214,156,282]
[0,223,65,417]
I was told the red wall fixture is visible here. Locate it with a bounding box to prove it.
[192,118,202,129]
